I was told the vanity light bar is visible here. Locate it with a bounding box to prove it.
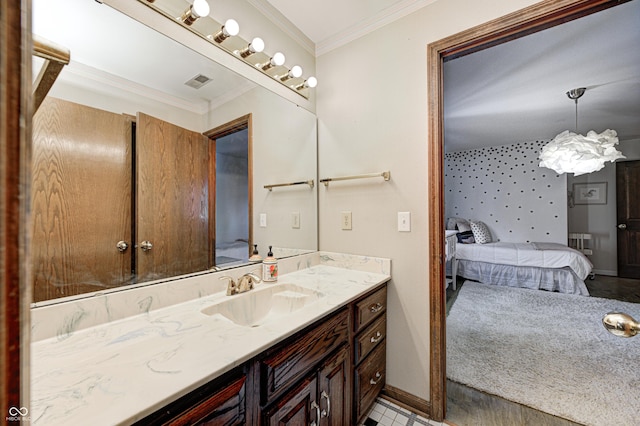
[139,0,317,98]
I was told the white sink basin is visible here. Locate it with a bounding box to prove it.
[201,283,324,327]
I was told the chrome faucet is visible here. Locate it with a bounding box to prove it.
[220,272,262,296]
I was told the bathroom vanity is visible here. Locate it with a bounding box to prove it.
[30,252,390,425]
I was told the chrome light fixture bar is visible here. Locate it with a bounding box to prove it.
[139,0,317,99]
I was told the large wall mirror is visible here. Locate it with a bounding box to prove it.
[31,0,318,304]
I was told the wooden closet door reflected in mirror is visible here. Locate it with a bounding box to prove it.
[135,112,209,282]
[31,97,133,302]
[31,99,211,302]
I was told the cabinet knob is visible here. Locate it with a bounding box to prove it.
[370,331,382,343]
[140,240,153,252]
[116,241,128,253]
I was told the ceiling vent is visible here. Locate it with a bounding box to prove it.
[184,74,213,89]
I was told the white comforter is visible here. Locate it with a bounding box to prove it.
[455,242,593,280]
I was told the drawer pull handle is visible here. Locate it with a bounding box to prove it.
[370,331,382,343]
[370,371,382,385]
[321,390,331,418]
[310,401,321,426]
[370,303,383,313]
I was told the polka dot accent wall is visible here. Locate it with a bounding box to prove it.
[444,140,567,243]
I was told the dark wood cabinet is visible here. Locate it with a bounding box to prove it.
[137,282,388,426]
[352,285,387,424]
[134,366,249,426]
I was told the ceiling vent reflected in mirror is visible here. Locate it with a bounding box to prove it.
[184,73,213,89]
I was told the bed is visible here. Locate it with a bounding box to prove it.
[454,241,593,296]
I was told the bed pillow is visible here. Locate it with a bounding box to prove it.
[469,220,492,244]
[456,218,472,232]
[456,230,475,244]
[446,217,458,230]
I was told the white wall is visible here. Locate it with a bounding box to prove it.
[445,141,568,244]
[208,86,318,252]
[568,138,640,275]
[316,0,540,401]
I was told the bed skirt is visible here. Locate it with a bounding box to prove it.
[456,260,590,296]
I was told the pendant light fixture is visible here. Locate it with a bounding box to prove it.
[539,87,625,176]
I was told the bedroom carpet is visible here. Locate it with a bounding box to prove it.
[446,281,640,426]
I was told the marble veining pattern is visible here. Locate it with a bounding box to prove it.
[31,253,390,425]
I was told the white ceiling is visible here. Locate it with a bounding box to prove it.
[261,0,436,55]
[443,0,640,152]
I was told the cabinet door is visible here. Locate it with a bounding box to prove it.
[31,97,133,302]
[136,112,209,281]
[264,375,319,426]
[317,345,350,426]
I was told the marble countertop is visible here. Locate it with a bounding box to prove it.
[31,256,390,425]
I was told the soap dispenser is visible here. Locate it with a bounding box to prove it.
[262,246,278,282]
[249,244,262,262]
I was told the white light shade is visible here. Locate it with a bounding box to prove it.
[250,37,264,53]
[306,76,318,88]
[192,0,210,17]
[290,65,303,78]
[539,129,625,176]
[272,52,285,66]
[224,19,240,37]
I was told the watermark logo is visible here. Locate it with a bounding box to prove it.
[6,407,30,422]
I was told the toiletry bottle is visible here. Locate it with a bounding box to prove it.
[262,246,278,282]
[249,244,262,261]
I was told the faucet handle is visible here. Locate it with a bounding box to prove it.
[220,276,237,295]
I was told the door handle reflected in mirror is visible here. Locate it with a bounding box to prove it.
[618,223,627,230]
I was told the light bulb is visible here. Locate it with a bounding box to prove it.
[239,37,265,58]
[213,19,240,43]
[279,65,303,82]
[181,0,210,25]
[306,77,318,88]
[261,52,286,71]
[192,0,210,18]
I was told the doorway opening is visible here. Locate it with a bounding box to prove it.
[205,114,253,268]
[427,0,632,422]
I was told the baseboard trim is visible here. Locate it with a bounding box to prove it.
[592,269,617,276]
[382,385,431,419]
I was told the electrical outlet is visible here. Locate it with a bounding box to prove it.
[398,211,411,232]
[259,213,267,228]
[341,211,352,230]
[292,212,300,229]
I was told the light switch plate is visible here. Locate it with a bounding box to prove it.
[398,211,411,232]
[341,211,352,230]
[259,213,267,228]
[292,212,300,229]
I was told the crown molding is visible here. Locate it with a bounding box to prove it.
[316,0,438,56]
[246,0,316,56]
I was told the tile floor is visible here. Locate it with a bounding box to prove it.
[361,398,445,426]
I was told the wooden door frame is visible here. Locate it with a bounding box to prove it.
[427,0,627,421]
[1,0,31,414]
[204,114,253,267]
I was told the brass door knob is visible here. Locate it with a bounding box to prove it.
[602,312,639,338]
[618,223,627,230]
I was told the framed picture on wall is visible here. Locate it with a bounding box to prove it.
[573,182,607,205]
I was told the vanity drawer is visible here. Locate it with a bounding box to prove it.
[354,313,386,365]
[355,342,386,422]
[260,308,349,403]
[354,285,387,333]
